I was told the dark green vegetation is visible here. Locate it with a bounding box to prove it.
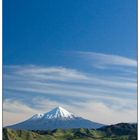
[3,123,137,140]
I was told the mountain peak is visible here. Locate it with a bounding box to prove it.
[55,106,64,110]
[29,106,74,121]
[44,106,74,119]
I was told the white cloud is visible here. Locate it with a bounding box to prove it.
[3,99,39,126]
[74,101,137,125]
[4,65,87,81]
[76,51,137,67]
[4,65,136,91]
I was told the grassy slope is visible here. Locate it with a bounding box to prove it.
[3,127,137,140]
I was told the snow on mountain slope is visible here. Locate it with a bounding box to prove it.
[44,106,74,119]
[6,106,104,130]
[29,106,75,120]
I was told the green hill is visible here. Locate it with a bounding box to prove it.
[3,123,137,140]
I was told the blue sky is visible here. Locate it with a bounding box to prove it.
[3,0,137,126]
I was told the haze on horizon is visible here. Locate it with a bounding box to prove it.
[3,0,137,126]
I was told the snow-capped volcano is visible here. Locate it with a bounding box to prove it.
[30,106,74,120]
[6,106,104,130]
